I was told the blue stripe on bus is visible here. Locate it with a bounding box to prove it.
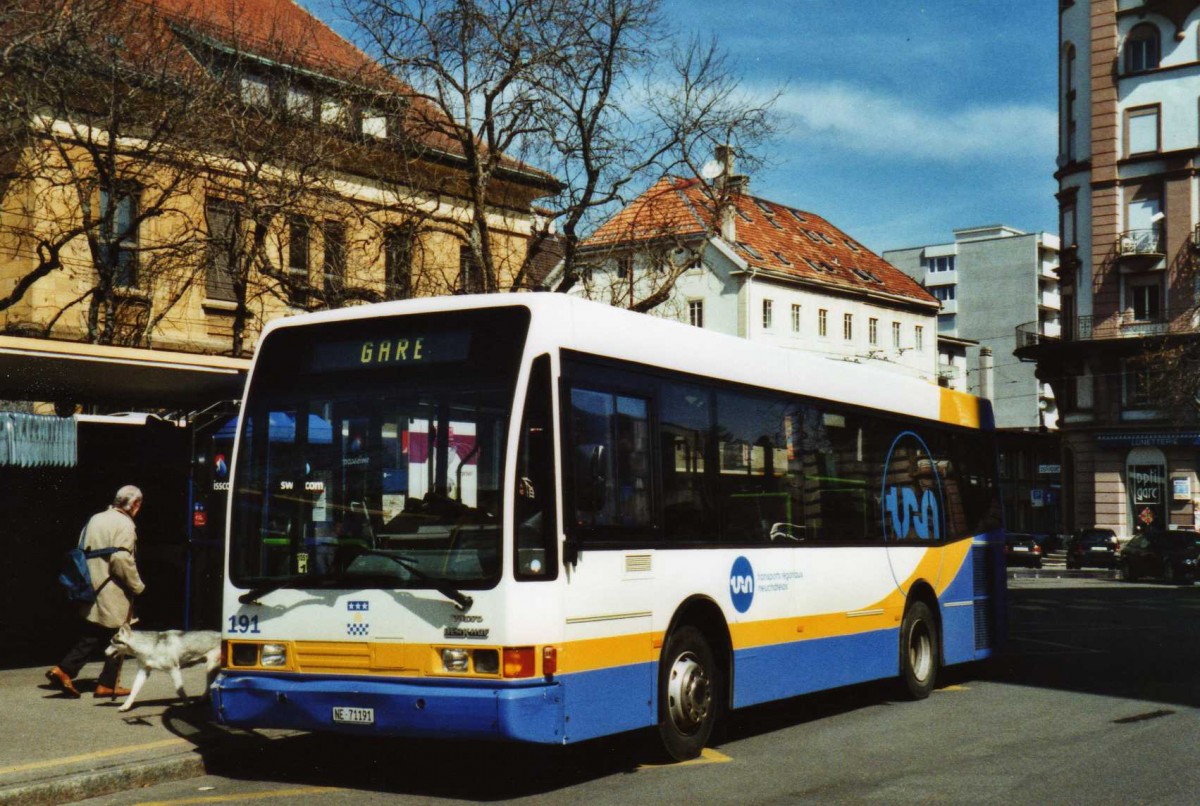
[731,629,899,709]
[212,673,565,743]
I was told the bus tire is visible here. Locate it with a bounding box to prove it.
[900,601,938,700]
[657,625,719,762]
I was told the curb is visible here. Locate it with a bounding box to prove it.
[0,748,206,806]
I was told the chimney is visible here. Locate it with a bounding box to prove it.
[714,144,748,242]
[978,347,994,401]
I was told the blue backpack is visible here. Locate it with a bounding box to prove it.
[58,527,129,605]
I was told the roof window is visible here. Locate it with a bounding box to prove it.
[788,209,807,223]
[738,242,764,260]
[754,199,774,214]
[772,250,792,265]
[844,239,861,252]
[737,209,753,223]
[804,230,821,243]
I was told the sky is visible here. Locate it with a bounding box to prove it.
[297,0,1059,255]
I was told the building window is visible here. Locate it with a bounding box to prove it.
[459,244,481,293]
[1124,362,1158,409]
[384,224,416,300]
[205,198,239,302]
[818,308,828,337]
[1126,106,1160,156]
[689,299,704,328]
[892,321,902,349]
[762,299,773,330]
[843,313,853,341]
[285,85,314,119]
[791,304,801,333]
[931,285,956,302]
[925,255,955,272]
[361,109,388,138]
[1064,44,1077,162]
[869,317,878,345]
[321,98,349,127]
[617,254,632,279]
[239,73,271,106]
[1124,23,1161,73]
[915,325,924,351]
[286,215,310,306]
[1129,281,1162,321]
[323,220,346,300]
[100,183,139,287]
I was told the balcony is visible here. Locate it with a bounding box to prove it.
[1016,306,1199,347]
[1117,229,1165,268]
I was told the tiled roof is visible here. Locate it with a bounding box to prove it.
[585,177,936,306]
[152,0,385,82]
[11,0,553,187]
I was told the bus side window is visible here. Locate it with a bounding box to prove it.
[787,405,882,544]
[660,381,714,542]
[716,390,798,544]
[515,355,557,579]
[568,386,651,531]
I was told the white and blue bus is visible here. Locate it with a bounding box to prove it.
[213,293,1004,760]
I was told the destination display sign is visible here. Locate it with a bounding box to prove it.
[309,331,471,371]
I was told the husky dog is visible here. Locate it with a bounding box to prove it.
[104,624,221,712]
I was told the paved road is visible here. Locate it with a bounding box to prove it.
[79,577,1200,805]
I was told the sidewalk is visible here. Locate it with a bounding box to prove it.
[0,660,286,805]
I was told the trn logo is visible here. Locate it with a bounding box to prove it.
[881,431,944,542]
[729,556,755,613]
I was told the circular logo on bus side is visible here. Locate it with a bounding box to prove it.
[880,431,945,542]
[729,556,755,613]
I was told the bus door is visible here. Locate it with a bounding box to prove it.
[560,381,656,739]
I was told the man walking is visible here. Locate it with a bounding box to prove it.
[45,485,147,698]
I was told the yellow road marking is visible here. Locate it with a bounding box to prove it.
[136,782,338,801]
[938,685,969,692]
[639,747,733,769]
[0,738,190,777]
[136,786,337,805]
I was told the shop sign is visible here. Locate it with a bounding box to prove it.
[1130,465,1164,505]
[1173,476,1192,501]
[1038,464,1061,475]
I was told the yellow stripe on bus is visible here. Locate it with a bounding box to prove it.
[938,388,981,428]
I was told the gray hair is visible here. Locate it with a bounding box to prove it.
[113,485,143,512]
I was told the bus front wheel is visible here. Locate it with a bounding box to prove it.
[657,625,719,762]
[900,601,938,700]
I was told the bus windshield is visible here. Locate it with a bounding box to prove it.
[228,307,530,594]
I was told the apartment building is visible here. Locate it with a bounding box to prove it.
[886,225,1061,430]
[1016,0,1200,537]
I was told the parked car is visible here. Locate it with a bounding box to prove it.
[1118,529,1200,584]
[1005,532,1043,568]
[1032,532,1063,555]
[1065,527,1119,570]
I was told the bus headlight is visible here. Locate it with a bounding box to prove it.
[441,648,470,672]
[261,644,288,667]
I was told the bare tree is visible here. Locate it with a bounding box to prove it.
[344,0,777,305]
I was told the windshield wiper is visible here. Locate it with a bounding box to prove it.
[237,573,345,604]
[354,548,474,612]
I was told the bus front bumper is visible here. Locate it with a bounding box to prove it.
[212,672,565,744]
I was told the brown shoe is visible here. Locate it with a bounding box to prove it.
[45,667,80,698]
[94,684,132,699]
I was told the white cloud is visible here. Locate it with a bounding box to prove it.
[773,82,1056,163]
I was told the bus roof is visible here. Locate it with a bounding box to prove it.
[254,293,991,430]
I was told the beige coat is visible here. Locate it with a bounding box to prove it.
[80,507,146,628]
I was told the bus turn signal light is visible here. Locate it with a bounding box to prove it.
[542,646,557,676]
[503,647,535,678]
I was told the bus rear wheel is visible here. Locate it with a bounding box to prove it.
[657,625,719,762]
[900,601,938,700]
